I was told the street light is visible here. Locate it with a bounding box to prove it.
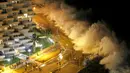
[40,64,46,67]
[6,58,11,65]
[59,53,63,60]
[28,49,31,56]
[7,58,11,62]
[24,13,28,18]
[28,49,31,52]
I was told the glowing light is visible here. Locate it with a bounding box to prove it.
[17,16,24,19]
[59,53,63,60]
[30,47,61,62]
[33,7,36,10]
[24,13,28,17]
[48,38,55,43]
[27,64,29,67]
[39,36,47,38]
[6,58,11,62]
[36,66,38,68]
[28,49,31,52]
[29,18,32,21]
[9,24,12,27]
[14,38,19,42]
[15,49,19,55]
[19,54,22,56]
[40,64,46,67]
[12,1,14,3]
[4,27,8,30]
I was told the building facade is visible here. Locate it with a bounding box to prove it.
[0,0,35,62]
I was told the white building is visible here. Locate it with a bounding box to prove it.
[0,0,35,61]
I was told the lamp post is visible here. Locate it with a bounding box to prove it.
[7,58,11,62]
[7,58,11,65]
[28,49,31,56]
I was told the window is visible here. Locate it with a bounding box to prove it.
[9,49,14,51]
[0,51,3,56]
[2,9,7,14]
[19,10,23,14]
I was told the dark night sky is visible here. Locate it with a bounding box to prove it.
[65,0,130,45]
[0,0,7,2]
[0,0,130,45]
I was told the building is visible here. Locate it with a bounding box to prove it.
[0,0,35,62]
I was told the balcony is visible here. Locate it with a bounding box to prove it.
[4,18,14,24]
[0,22,3,26]
[14,25,24,30]
[1,9,7,14]
[6,6,13,12]
[13,3,24,9]
[14,35,25,40]
[0,14,8,21]
[20,38,31,43]
[19,8,28,13]
[11,22,19,27]
[0,10,2,14]
[0,2,8,9]
[19,29,30,33]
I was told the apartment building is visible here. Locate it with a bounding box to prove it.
[0,0,35,62]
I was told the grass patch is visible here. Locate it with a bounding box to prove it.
[33,47,41,53]
[3,57,20,67]
[22,52,30,56]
